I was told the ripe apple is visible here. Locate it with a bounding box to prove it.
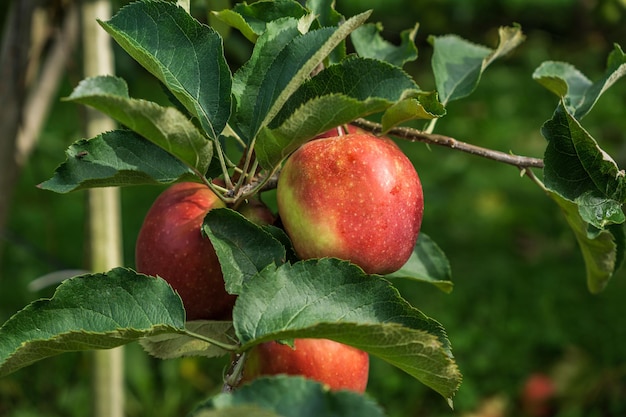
[240,338,369,392]
[276,133,423,275]
[521,373,556,417]
[135,182,274,321]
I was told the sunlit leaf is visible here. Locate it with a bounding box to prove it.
[381,92,446,132]
[39,130,197,193]
[99,0,232,140]
[255,57,420,168]
[231,11,371,143]
[233,259,460,403]
[66,75,212,173]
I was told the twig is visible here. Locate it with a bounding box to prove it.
[352,118,545,170]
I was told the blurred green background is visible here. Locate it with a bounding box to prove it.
[1,0,626,416]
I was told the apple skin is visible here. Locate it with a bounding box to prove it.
[276,133,424,275]
[135,182,235,321]
[240,338,369,392]
[521,373,556,417]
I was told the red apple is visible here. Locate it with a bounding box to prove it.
[240,338,369,392]
[521,373,556,417]
[135,182,234,321]
[276,133,423,275]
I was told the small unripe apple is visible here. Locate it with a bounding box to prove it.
[277,133,423,275]
[240,338,369,392]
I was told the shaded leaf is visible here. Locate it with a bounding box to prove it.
[541,103,626,228]
[212,0,309,42]
[100,0,232,139]
[191,376,386,417]
[532,62,590,107]
[547,191,625,293]
[429,25,525,104]
[387,234,453,293]
[202,209,286,295]
[351,22,419,67]
[39,130,197,193]
[66,76,212,173]
[533,43,626,119]
[0,268,185,377]
[140,320,235,359]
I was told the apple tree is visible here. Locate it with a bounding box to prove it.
[1,0,625,415]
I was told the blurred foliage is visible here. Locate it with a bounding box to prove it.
[1,0,626,416]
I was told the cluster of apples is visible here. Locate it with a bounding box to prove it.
[134,126,424,393]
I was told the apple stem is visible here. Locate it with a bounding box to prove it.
[211,135,234,189]
[234,139,258,193]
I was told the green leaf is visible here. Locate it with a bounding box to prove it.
[231,11,371,142]
[351,22,419,67]
[190,376,386,417]
[255,57,420,168]
[255,95,383,169]
[66,76,212,173]
[140,320,235,359]
[547,191,625,293]
[387,234,453,293]
[99,0,232,140]
[380,91,446,133]
[212,0,309,43]
[39,130,197,193]
[0,268,186,377]
[305,0,346,64]
[532,62,590,106]
[429,25,525,104]
[202,208,287,295]
[233,259,460,403]
[533,43,626,119]
[191,405,281,417]
[541,103,626,228]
